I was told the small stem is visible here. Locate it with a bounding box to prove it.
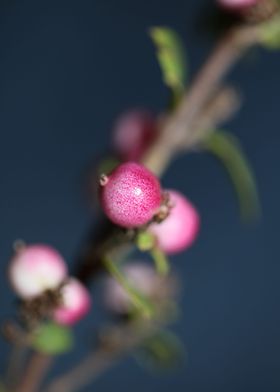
[103,256,155,318]
[43,347,118,392]
[43,320,162,392]
[150,247,170,276]
[142,24,261,176]
[15,352,53,392]
[5,344,28,390]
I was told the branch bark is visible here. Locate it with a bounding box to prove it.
[142,24,261,175]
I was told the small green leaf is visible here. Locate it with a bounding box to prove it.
[203,131,261,221]
[98,157,120,176]
[136,231,156,251]
[104,257,155,318]
[31,322,74,355]
[149,26,187,101]
[134,330,185,371]
[260,16,280,50]
[150,246,170,277]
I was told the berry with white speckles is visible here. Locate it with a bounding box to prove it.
[149,190,200,255]
[217,0,259,11]
[53,278,91,326]
[112,110,157,162]
[9,244,67,299]
[99,162,162,228]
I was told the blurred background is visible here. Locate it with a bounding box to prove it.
[0,0,279,391]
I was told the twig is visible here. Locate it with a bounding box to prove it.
[5,344,27,390]
[43,321,162,392]
[182,85,241,148]
[142,24,261,175]
[15,352,53,392]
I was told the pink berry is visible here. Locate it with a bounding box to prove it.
[99,162,162,228]
[53,278,91,326]
[149,190,200,255]
[217,0,258,11]
[9,244,67,299]
[104,263,176,314]
[112,110,157,161]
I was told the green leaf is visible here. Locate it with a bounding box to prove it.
[31,322,74,355]
[134,330,185,371]
[150,246,170,277]
[103,257,155,318]
[149,26,187,101]
[203,131,261,221]
[98,157,120,176]
[260,16,280,50]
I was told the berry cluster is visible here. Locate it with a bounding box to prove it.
[9,244,91,326]
[99,161,199,255]
[8,111,200,323]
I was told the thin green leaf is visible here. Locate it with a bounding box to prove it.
[97,157,120,176]
[31,322,74,355]
[150,246,170,277]
[149,26,187,101]
[103,257,155,318]
[203,131,261,221]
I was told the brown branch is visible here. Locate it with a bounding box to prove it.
[182,85,241,149]
[15,353,53,392]
[142,24,261,175]
[43,321,162,392]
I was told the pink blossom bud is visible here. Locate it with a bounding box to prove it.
[53,278,91,326]
[112,110,157,161]
[149,190,200,255]
[217,0,259,11]
[104,263,176,314]
[9,244,67,299]
[99,162,162,228]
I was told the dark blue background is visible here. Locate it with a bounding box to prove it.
[0,0,279,391]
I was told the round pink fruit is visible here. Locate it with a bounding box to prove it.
[53,278,91,326]
[149,190,200,255]
[217,0,258,11]
[99,162,162,228]
[112,110,157,161]
[9,244,67,299]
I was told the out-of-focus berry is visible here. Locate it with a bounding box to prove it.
[9,244,67,299]
[217,0,259,11]
[112,110,157,162]
[53,278,91,326]
[149,190,200,255]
